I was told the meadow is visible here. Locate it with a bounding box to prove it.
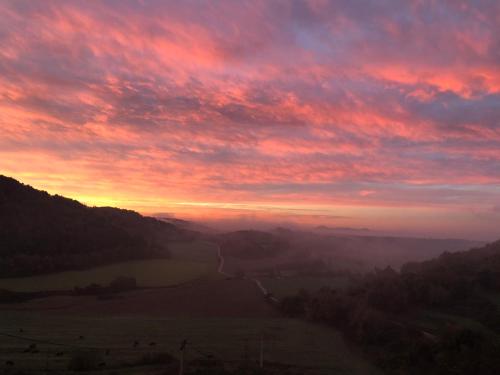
[0,312,379,375]
[0,241,220,292]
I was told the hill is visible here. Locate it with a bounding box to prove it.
[218,230,290,259]
[0,175,194,277]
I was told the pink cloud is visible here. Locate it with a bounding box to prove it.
[0,0,499,239]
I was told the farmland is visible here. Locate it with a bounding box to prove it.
[0,238,381,374]
[0,259,214,292]
[0,241,220,292]
[0,238,383,374]
[0,278,277,318]
[0,312,380,374]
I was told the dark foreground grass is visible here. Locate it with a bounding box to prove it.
[0,312,379,374]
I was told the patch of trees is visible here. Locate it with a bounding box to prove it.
[74,276,137,296]
[219,231,289,259]
[0,175,196,277]
[280,240,500,374]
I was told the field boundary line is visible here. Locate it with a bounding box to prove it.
[0,332,103,350]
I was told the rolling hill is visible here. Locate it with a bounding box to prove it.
[0,175,195,277]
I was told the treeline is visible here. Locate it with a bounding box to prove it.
[281,240,500,374]
[0,175,196,277]
[0,277,138,303]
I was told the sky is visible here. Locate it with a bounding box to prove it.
[0,0,499,240]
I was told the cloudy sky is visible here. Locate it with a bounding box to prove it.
[1,0,499,239]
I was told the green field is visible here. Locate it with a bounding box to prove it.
[0,241,221,292]
[0,313,380,374]
[261,276,351,299]
[0,259,216,292]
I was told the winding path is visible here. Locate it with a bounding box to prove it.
[216,244,279,304]
[216,244,230,277]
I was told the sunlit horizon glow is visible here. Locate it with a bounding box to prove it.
[1,1,499,241]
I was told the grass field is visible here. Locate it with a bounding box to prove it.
[0,278,278,318]
[0,312,380,374]
[0,241,222,293]
[260,276,351,299]
[0,259,217,292]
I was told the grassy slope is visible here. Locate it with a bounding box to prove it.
[0,312,379,375]
[0,241,220,292]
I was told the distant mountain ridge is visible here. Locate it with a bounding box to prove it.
[315,225,371,233]
[0,175,193,277]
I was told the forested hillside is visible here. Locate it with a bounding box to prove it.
[0,176,193,277]
[281,240,500,374]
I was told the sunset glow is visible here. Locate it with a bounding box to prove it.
[1,1,499,239]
